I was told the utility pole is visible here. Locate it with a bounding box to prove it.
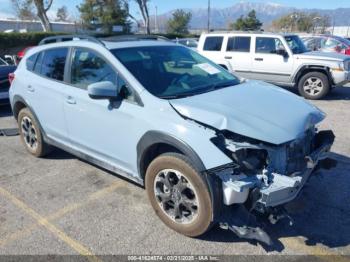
[207,0,210,32]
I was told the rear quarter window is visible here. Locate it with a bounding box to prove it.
[203,37,223,51]
[26,53,38,71]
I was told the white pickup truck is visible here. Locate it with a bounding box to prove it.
[198,32,350,99]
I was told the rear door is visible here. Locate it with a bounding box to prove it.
[223,36,252,78]
[24,48,69,142]
[251,36,294,84]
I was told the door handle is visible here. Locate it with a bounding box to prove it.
[66,96,76,105]
[225,56,232,59]
[27,85,35,92]
[254,58,264,61]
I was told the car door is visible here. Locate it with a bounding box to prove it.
[224,36,252,79]
[251,36,294,84]
[63,47,142,175]
[24,48,69,142]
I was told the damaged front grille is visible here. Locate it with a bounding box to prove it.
[285,131,313,174]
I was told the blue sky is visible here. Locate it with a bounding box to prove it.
[1,0,350,19]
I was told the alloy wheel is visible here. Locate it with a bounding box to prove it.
[21,116,38,150]
[303,77,324,97]
[154,169,199,224]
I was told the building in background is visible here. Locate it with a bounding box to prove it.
[0,19,82,33]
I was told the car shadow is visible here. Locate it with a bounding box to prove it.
[200,152,350,252]
[280,85,350,101]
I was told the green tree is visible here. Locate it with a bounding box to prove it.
[78,0,130,33]
[272,12,330,33]
[167,9,192,35]
[56,5,68,21]
[229,10,262,31]
[10,0,53,31]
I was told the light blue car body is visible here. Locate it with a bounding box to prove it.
[10,39,325,187]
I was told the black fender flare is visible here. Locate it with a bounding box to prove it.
[293,65,333,85]
[12,95,47,139]
[136,131,206,177]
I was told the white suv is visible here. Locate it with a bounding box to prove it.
[198,32,350,100]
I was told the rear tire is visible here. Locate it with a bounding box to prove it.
[298,72,330,100]
[145,153,213,237]
[18,108,52,157]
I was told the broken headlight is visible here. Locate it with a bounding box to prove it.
[211,132,268,173]
[231,149,268,172]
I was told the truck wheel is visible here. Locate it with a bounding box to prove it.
[18,108,51,157]
[145,153,213,237]
[298,72,330,100]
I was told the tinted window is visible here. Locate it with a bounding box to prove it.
[71,49,117,89]
[227,37,251,52]
[256,37,284,54]
[26,53,38,71]
[41,48,68,81]
[34,52,43,74]
[203,37,223,51]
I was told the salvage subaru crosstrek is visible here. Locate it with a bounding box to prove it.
[9,35,336,244]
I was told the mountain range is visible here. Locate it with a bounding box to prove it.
[156,2,350,30]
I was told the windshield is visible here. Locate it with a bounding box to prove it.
[284,35,308,54]
[112,46,240,99]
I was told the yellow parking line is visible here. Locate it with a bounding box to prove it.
[281,237,350,262]
[0,186,102,262]
[0,181,124,247]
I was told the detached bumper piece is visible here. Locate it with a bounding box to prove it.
[0,128,19,137]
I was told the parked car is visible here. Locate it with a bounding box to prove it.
[301,35,350,55]
[198,32,350,100]
[172,38,199,50]
[17,46,34,60]
[9,35,336,244]
[0,58,16,105]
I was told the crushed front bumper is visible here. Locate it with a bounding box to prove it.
[216,130,336,211]
[257,132,335,209]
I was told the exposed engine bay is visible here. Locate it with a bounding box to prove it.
[208,128,337,245]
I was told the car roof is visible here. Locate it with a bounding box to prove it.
[103,40,177,50]
[202,31,297,38]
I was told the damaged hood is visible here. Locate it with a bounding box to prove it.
[170,80,325,145]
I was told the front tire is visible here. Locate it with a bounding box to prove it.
[18,108,51,157]
[145,153,213,237]
[298,72,330,100]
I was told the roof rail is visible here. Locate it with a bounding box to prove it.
[39,35,105,46]
[101,34,170,42]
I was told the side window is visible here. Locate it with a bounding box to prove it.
[203,37,223,51]
[26,53,38,71]
[256,37,284,54]
[71,48,117,89]
[41,48,68,81]
[33,52,43,74]
[227,37,251,52]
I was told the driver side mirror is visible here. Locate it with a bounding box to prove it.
[276,48,289,58]
[88,81,119,100]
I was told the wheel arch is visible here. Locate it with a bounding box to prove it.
[137,131,206,180]
[12,95,46,138]
[294,65,334,86]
